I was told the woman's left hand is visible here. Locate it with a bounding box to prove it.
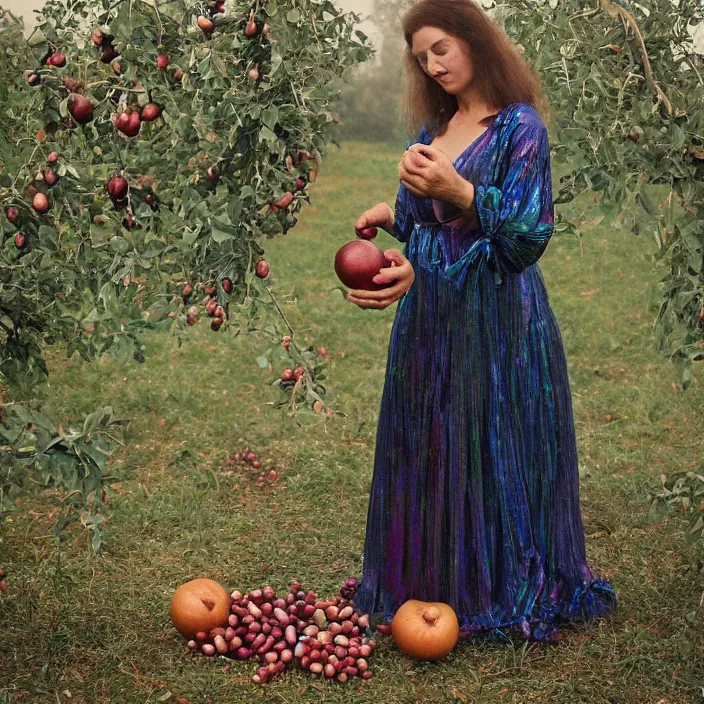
[399,144,471,206]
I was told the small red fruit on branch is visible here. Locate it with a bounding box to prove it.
[206,298,219,317]
[14,233,25,249]
[207,166,219,183]
[140,103,161,122]
[47,151,59,163]
[47,52,67,67]
[156,54,169,69]
[68,94,94,124]
[222,278,233,294]
[182,283,193,300]
[186,306,199,326]
[248,65,260,82]
[198,16,215,34]
[32,192,50,214]
[114,109,141,137]
[245,10,258,36]
[255,260,270,279]
[173,69,184,83]
[107,176,128,200]
[42,168,59,187]
[270,192,294,211]
[26,72,40,86]
[5,206,20,223]
[63,76,82,92]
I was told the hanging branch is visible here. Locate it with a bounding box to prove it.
[600,0,673,115]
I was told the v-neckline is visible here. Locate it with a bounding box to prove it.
[448,111,501,165]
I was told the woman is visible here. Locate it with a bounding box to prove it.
[349,0,616,643]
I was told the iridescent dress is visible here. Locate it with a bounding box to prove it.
[352,103,616,642]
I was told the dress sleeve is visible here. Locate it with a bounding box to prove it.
[390,132,423,244]
[473,116,554,274]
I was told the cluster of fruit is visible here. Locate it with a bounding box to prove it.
[227,446,278,488]
[178,262,270,333]
[187,579,377,684]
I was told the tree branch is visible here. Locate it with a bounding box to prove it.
[600,0,673,115]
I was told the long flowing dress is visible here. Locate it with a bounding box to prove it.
[352,103,616,643]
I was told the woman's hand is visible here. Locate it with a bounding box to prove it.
[399,144,474,208]
[347,249,415,310]
[354,202,395,236]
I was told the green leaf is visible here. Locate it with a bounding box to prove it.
[286,9,301,23]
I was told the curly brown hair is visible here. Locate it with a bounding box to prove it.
[401,0,550,138]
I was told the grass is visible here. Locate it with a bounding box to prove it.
[1,139,704,703]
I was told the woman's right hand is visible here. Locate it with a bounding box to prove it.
[355,202,394,237]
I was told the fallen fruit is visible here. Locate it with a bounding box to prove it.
[68,94,94,124]
[334,240,391,291]
[391,599,459,660]
[171,578,230,639]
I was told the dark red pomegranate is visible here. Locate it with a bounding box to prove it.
[140,103,161,122]
[334,240,391,291]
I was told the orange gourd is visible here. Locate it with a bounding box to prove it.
[391,599,460,660]
[170,578,230,639]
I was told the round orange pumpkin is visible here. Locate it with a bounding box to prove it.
[170,578,230,639]
[391,599,460,660]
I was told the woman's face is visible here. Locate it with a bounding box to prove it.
[410,27,473,95]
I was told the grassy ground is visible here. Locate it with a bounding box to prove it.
[1,140,704,703]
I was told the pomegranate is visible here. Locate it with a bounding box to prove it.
[5,206,20,223]
[48,52,66,67]
[255,260,270,278]
[68,94,94,124]
[334,240,391,291]
[140,103,161,122]
[32,192,50,214]
[107,176,128,200]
